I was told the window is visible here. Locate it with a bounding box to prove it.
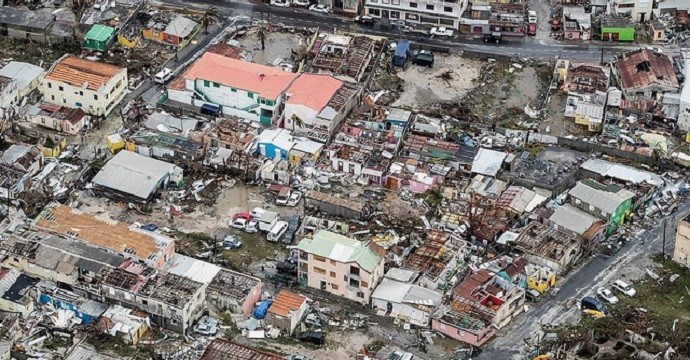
[332,284,339,290]
[368,8,380,15]
[47,82,52,89]
[575,199,581,205]
[330,260,336,265]
[350,266,360,276]
[444,6,452,12]
[58,86,64,91]
[392,0,399,4]
[349,278,359,288]
[106,94,109,100]
[390,11,400,19]
[41,118,45,124]
[51,95,55,101]
[231,87,237,92]
[142,300,148,305]
[314,255,326,262]
[409,2,417,7]
[356,291,364,298]
[62,99,66,104]
[116,80,122,88]
[361,280,369,288]
[330,271,336,278]
[314,267,326,275]
[248,92,254,99]
[204,80,210,87]
[94,94,98,100]
[426,4,433,10]
[213,82,220,88]
[589,204,595,212]
[79,91,83,96]
[440,18,454,25]
[382,0,389,4]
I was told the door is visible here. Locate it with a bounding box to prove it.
[320,281,327,291]
[382,10,389,18]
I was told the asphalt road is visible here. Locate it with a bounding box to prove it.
[156,0,652,61]
[479,199,690,359]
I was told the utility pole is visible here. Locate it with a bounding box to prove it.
[600,47,604,65]
[662,217,667,258]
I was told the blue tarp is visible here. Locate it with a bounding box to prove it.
[253,300,272,319]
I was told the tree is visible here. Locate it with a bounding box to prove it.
[291,114,304,132]
[202,6,219,35]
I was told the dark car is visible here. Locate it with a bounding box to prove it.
[354,15,375,25]
[276,260,297,275]
[581,296,608,314]
[140,223,158,232]
[483,32,502,43]
[525,289,542,302]
[412,50,434,68]
[283,214,302,244]
[200,103,221,117]
[299,331,325,346]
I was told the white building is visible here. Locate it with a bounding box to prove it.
[40,55,128,117]
[0,61,44,99]
[679,51,690,131]
[371,268,442,327]
[0,75,18,120]
[610,0,653,22]
[168,53,297,127]
[364,0,466,28]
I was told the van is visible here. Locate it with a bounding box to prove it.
[267,221,289,242]
[154,68,173,84]
[200,103,221,117]
[276,188,291,206]
[392,40,411,67]
[525,288,542,302]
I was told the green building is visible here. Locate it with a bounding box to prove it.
[84,24,115,52]
[601,18,635,42]
[568,179,634,235]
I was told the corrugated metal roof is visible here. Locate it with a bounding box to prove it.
[549,204,598,235]
[92,150,179,199]
[166,254,221,285]
[296,230,382,273]
[569,180,635,214]
[580,158,663,185]
[471,148,507,177]
[164,16,197,39]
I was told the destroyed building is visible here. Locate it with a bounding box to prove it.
[205,268,262,317]
[512,221,582,274]
[304,190,371,220]
[612,49,680,101]
[27,103,89,135]
[309,34,376,83]
[126,130,203,161]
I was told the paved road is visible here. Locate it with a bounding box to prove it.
[157,0,655,61]
[479,200,690,359]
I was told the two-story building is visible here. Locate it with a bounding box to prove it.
[612,49,679,102]
[169,53,297,126]
[41,55,128,117]
[296,230,384,304]
[568,179,634,234]
[364,0,466,29]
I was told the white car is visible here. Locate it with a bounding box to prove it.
[194,316,220,336]
[309,4,330,13]
[230,218,248,230]
[596,287,619,304]
[292,0,310,6]
[430,27,454,37]
[612,280,636,297]
[245,219,259,233]
[250,207,266,219]
[270,0,290,7]
[287,191,302,207]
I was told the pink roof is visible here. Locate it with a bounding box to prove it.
[183,53,298,99]
[286,74,343,112]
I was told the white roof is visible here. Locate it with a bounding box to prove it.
[372,278,442,306]
[471,148,507,177]
[292,139,323,155]
[384,268,418,283]
[165,254,221,284]
[92,150,179,199]
[257,128,295,152]
[550,204,599,235]
[0,61,44,90]
[569,181,635,214]
[580,158,663,186]
[165,16,197,38]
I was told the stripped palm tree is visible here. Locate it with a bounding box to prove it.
[291,114,305,132]
[202,6,220,35]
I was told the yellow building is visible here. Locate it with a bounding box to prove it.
[526,264,556,294]
[288,140,324,166]
[38,136,67,158]
[106,133,125,154]
[40,55,128,117]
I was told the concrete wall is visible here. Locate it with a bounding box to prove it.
[431,316,495,347]
[300,252,383,304]
[40,69,128,116]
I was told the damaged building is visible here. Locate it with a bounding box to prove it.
[309,34,376,84]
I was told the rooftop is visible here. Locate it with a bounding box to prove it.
[91,150,179,199]
[139,273,203,308]
[549,203,602,235]
[614,49,679,91]
[286,73,344,112]
[84,24,115,42]
[0,6,54,30]
[297,230,382,273]
[0,61,44,90]
[267,290,306,317]
[514,222,580,262]
[183,53,297,99]
[372,277,442,307]
[206,269,261,301]
[569,179,635,214]
[200,339,282,360]
[471,148,507,177]
[601,17,635,28]
[35,103,86,124]
[256,128,295,152]
[580,158,663,186]
[34,203,173,265]
[164,16,197,38]
[45,55,123,91]
[165,254,220,285]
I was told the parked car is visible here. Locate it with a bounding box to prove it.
[525,288,542,302]
[612,280,636,297]
[483,32,502,43]
[412,50,434,68]
[527,10,537,23]
[233,212,252,221]
[287,191,303,207]
[245,219,259,233]
[299,331,325,346]
[354,15,375,25]
[386,351,414,360]
[292,0,310,6]
[194,316,220,336]
[230,218,248,230]
[223,235,243,249]
[270,0,290,6]
[154,68,173,84]
[429,27,453,37]
[390,20,406,29]
[283,214,302,244]
[309,4,330,13]
[597,287,619,304]
[276,188,292,206]
[581,296,608,316]
[276,260,297,275]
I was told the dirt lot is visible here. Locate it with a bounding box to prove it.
[393,54,482,108]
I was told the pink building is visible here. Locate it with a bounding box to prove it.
[296,230,384,304]
[431,307,496,347]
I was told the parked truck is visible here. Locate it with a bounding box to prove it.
[392,40,411,67]
[258,210,280,232]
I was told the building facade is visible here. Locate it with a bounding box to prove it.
[364,0,466,28]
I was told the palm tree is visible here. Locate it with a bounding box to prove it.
[291,114,305,132]
[202,6,219,35]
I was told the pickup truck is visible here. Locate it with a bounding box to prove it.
[429,27,454,37]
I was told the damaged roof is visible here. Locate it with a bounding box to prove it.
[614,49,679,92]
[471,148,507,177]
[45,56,124,91]
[200,339,282,360]
[372,277,442,306]
[549,204,602,235]
[569,179,635,214]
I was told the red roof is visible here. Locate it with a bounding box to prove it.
[454,269,494,302]
[267,290,306,317]
[183,53,297,99]
[286,74,343,112]
[614,49,679,92]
